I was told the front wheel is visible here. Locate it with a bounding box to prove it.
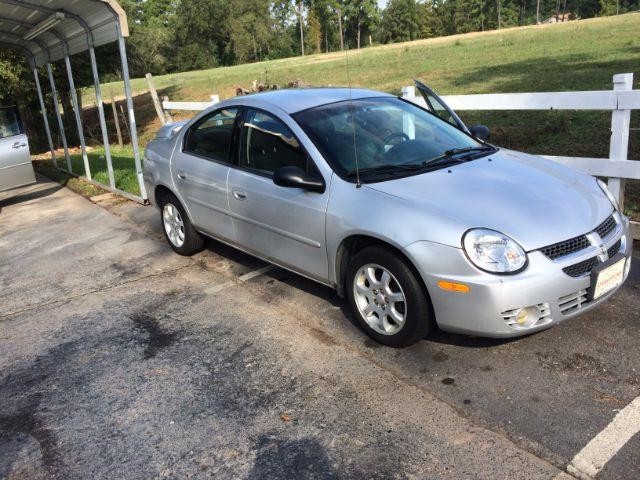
[158,192,204,256]
[346,246,433,347]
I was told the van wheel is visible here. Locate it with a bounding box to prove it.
[346,246,433,347]
[158,192,204,256]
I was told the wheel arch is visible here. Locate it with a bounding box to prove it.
[154,183,198,227]
[154,184,174,205]
[334,234,430,300]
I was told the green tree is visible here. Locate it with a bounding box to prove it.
[343,0,379,48]
[379,0,421,43]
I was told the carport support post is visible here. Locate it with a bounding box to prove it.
[33,68,57,168]
[116,25,148,200]
[89,47,116,189]
[608,73,633,212]
[64,56,91,181]
[46,63,71,172]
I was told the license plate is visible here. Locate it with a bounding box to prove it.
[592,258,625,300]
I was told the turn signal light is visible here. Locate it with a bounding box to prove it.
[438,281,470,293]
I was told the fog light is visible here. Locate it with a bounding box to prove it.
[515,306,541,328]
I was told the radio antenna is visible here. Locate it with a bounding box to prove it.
[345,46,361,188]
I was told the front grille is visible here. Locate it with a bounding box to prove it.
[540,235,590,260]
[562,238,623,278]
[563,256,599,278]
[608,239,622,257]
[539,214,616,261]
[559,289,588,315]
[595,215,616,240]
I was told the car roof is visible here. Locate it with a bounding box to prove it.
[233,87,395,114]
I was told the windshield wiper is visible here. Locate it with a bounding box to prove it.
[347,163,426,178]
[424,146,497,166]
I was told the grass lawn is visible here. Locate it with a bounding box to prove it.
[70,13,640,216]
[34,146,141,196]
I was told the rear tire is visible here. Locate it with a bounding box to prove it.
[346,246,433,347]
[158,192,204,256]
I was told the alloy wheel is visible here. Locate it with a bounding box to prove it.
[353,263,407,335]
[163,203,185,248]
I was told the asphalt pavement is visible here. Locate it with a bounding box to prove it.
[1,178,638,479]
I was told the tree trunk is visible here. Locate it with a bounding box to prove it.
[357,20,361,49]
[497,0,501,29]
[536,0,540,23]
[60,89,79,146]
[252,33,257,60]
[297,2,305,56]
[337,8,344,51]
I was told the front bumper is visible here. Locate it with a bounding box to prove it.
[404,214,633,338]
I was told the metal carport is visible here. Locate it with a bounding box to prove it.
[0,0,147,202]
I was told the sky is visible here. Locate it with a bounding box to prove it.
[378,0,388,7]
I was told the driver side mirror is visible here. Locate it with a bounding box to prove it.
[273,166,325,193]
[468,125,490,142]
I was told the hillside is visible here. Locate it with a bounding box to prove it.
[69,13,640,216]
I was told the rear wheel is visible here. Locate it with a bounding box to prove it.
[158,192,204,256]
[346,246,432,347]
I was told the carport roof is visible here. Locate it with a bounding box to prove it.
[0,0,128,67]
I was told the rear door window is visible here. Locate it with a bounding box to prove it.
[239,109,307,177]
[184,108,239,162]
[0,107,23,139]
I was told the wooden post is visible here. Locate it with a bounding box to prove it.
[110,94,124,148]
[119,103,130,137]
[162,96,174,123]
[146,73,167,125]
[608,73,633,212]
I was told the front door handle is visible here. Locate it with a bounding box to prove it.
[232,189,247,200]
[12,142,27,149]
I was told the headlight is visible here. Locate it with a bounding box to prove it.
[463,229,527,274]
[597,179,620,212]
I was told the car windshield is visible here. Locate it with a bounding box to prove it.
[293,97,489,180]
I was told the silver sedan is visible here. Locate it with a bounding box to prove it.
[143,86,632,347]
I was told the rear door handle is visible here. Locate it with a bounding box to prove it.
[232,189,247,200]
[177,173,186,180]
[12,142,27,149]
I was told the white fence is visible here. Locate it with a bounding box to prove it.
[404,73,639,239]
[162,95,220,113]
[160,74,640,239]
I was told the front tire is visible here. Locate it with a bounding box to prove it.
[346,246,433,347]
[158,192,204,256]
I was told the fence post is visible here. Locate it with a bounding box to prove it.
[146,73,168,126]
[608,73,633,211]
[401,85,415,99]
[110,93,124,148]
[162,96,174,123]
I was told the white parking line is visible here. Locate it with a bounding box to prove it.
[238,265,275,282]
[204,265,275,295]
[558,396,640,479]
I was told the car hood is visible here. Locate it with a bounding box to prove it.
[365,149,613,251]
